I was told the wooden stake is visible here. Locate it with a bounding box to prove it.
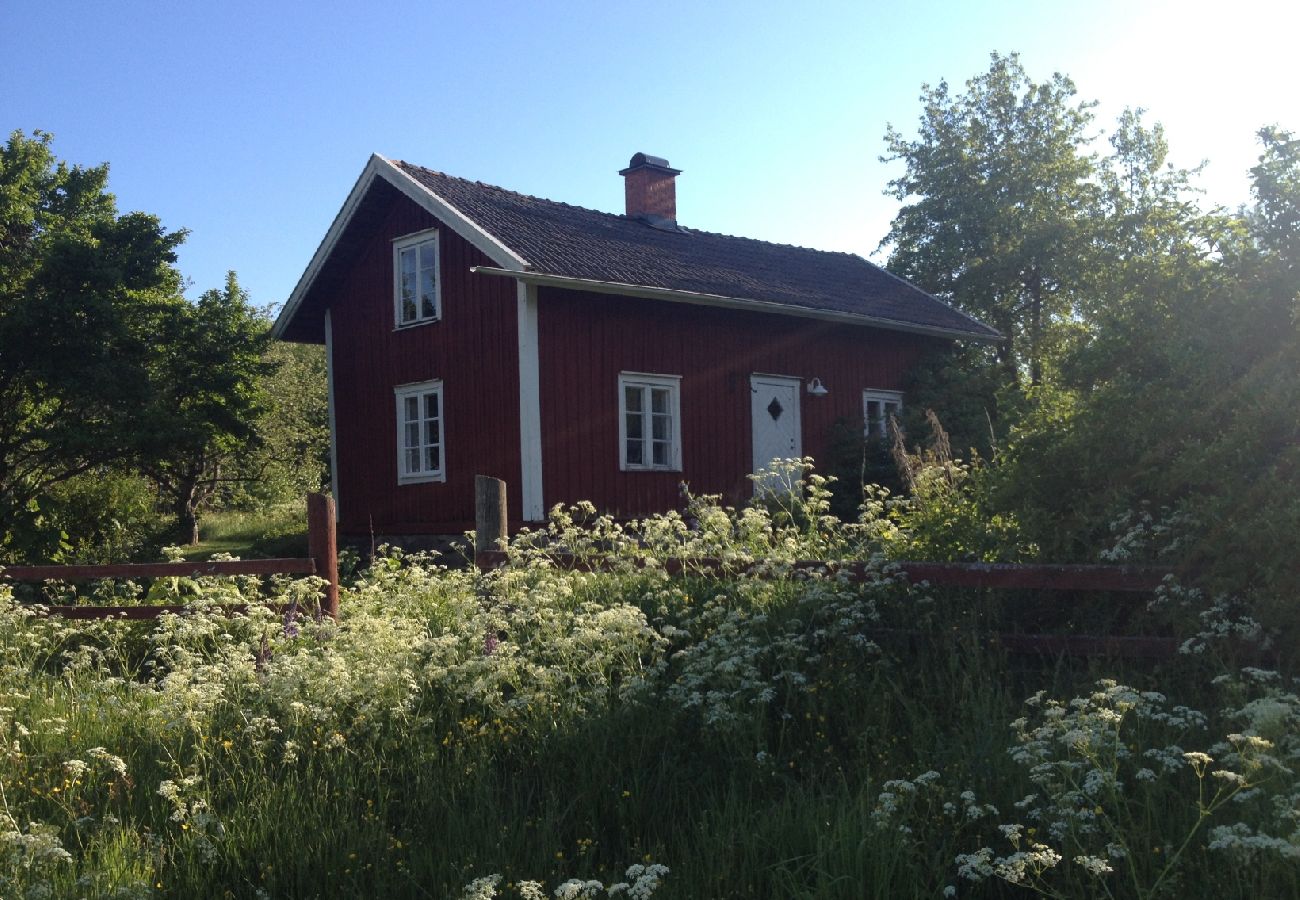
[307,492,340,619]
[475,475,507,570]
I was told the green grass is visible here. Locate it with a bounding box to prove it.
[183,505,307,560]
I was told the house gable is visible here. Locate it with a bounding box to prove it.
[311,181,524,534]
[272,155,527,344]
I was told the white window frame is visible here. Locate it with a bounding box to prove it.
[394,379,446,483]
[618,372,682,472]
[862,389,903,441]
[392,228,441,328]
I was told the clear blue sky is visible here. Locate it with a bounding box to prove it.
[4,0,1295,308]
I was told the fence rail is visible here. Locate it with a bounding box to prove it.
[471,476,1178,659]
[472,551,1168,594]
[2,493,339,620]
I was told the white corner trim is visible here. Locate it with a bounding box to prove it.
[517,281,545,521]
[324,309,340,522]
[273,154,529,340]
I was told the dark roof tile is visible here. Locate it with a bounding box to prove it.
[395,161,999,340]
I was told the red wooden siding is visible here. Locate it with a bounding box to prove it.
[328,193,521,535]
[535,287,938,518]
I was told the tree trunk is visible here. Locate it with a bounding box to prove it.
[173,480,201,545]
[1027,276,1045,387]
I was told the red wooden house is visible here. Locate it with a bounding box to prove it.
[272,153,999,540]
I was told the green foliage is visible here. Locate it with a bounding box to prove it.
[886,411,1032,563]
[883,55,1296,617]
[0,130,184,558]
[994,127,1300,605]
[142,272,274,544]
[0,132,289,559]
[898,342,1013,457]
[225,339,329,509]
[41,470,168,562]
[882,52,1099,386]
[818,418,902,521]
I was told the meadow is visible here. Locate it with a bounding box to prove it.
[2,470,1297,899]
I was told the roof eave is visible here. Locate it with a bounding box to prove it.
[469,267,1004,343]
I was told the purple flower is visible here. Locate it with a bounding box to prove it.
[483,632,499,656]
[283,605,301,639]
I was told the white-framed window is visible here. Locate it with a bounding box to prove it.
[393,229,440,327]
[395,380,445,483]
[863,389,903,440]
[619,372,681,471]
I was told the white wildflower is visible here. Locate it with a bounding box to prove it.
[461,874,501,900]
[1075,854,1113,876]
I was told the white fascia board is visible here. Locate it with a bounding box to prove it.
[272,155,529,340]
[372,156,528,273]
[469,267,1003,344]
[273,157,385,340]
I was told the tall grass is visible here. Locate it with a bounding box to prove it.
[1,464,1296,898]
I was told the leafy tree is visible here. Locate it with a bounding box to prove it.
[994,127,1299,601]
[881,52,1099,387]
[0,132,285,556]
[0,130,184,558]
[882,57,1298,609]
[141,272,273,545]
[225,337,329,509]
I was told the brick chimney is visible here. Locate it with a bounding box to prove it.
[619,152,681,227]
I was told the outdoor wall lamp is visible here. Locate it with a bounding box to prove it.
[807,377,829,397]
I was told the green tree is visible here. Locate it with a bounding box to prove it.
[995,127,1299,601]
[226,337,329,509]
[881,52,1099,387]
[141,272,273,545]
[0,130,184,558]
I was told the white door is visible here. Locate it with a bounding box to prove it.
[750,374,802,493]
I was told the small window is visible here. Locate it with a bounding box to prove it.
[395,380,445,482]
[863,389,903,441]
[619,372,681,471]
[393,230,440,327]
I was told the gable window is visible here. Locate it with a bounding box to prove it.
[619,372,681,471]
[863,389,903,441]
[393,229,440,327]
[395,380,445,482]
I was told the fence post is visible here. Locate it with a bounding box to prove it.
[475,475,507,570]
[307,492,340,619]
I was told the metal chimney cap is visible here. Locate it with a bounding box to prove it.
[619,152,682,176]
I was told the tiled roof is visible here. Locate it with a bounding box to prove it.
[395,161,1000,340]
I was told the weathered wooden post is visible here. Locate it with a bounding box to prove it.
[474,475,507,570]
[306,492,340,619]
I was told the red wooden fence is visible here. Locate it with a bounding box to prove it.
[470,476,1177,659]
[1,493,340,620]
